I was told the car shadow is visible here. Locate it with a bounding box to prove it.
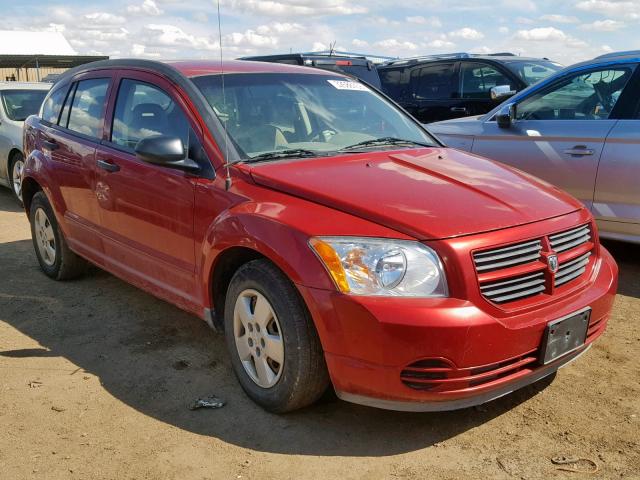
[602,240,640,299]
[0,238,564,457]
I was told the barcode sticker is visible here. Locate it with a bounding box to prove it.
[327,80,370,91]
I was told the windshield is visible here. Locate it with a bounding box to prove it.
[504,61,562,85]
[1,89,48,121]
[192,73,435,161]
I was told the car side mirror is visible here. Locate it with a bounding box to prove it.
[491,85,517,101]
[134,136,200,172]
[496,103,517,129]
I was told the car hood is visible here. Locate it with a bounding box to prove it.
[246,147,582,240]
[428,115,485,137]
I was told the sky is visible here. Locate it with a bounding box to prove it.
[1,0,638,66]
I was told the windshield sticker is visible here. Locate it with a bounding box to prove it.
[327,80,370,91]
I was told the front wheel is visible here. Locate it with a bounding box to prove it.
[224,259,330,413]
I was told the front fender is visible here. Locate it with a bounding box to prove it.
[200,207,336,300]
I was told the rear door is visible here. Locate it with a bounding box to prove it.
[472,64,636,210]
[94,71,204,308]
[592,69,640,240]
[407,62,461,123]
[38,73,113,256]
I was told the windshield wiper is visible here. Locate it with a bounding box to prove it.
[243,149,321,163]
[340,137,433,151]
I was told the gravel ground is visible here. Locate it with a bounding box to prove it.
[0,187,638,480]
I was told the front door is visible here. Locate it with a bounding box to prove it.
[94,72,201,309]
[472,65,636,210]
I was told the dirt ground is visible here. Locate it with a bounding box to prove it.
[0,188,638,480]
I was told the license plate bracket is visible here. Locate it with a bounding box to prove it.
[540,308,591,365]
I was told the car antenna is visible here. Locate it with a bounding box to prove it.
[216,0,232,191]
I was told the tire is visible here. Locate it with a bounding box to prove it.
[224,259,330,413]
[8,151,25,204]
[29,191,87,280]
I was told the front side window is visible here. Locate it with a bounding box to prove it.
[412,63,455,100]
[1,89,48,121]
[66,78,110,138]
[111,79,189,150]
[460,63,513,99]
[516,67,634,121]
[192,73,436,159]
[41,86,67,124]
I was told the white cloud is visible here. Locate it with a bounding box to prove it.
[352,38,369,47]
[449,27,484,40]
[228,0,367,17]
[373,38,419,50]
[580,19,626,31]
[127,0,163,16]
[84,13,126,25]
[501,0,537,11]
[426,39,456,49]
[515,26,568,41]
[406,16,442,27]
[540,14,579,23]
[144,24,218,50]
[499,26,510,34]
[575,0,640,19]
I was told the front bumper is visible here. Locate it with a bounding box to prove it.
[299,246,618,411]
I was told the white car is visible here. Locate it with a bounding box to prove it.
[0,82,50,202]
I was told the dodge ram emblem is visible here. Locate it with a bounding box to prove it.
[548,254,559,273]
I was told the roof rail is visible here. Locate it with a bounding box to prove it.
[303,50,396,62]
[485,52,517,56]
[595,50,640,60]
[383,52,471,66]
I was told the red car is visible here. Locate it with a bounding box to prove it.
[22,59,618,413]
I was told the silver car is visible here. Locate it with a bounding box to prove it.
[429,51,640,244]
[0,82,51,202]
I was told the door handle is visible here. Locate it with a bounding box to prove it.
[42,139,58,151]
[97,159,120,173]
[563,145,595,156]
[450,107,468,113]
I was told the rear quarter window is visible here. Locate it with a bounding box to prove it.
[41,86,68,124]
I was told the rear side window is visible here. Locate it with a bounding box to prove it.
[379,69,406,98]
[460,63,513,99]
[66,79,110,139]
[412,63,455,100]
[41,86,68,124]
[111,79,189,150]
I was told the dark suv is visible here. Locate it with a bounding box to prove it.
[240,51,383,89]
[378,53,562,123]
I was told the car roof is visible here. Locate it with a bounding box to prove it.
[241,53,371,63]
[0,81,51,91]
[166,59,333,77]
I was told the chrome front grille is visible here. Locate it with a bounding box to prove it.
[473,239,543,272]
[549,224,591,252]
[480,271,546,303]
[474,224,594,305]
[555,252,592,287]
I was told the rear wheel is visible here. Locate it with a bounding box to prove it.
[8,151,25,204]
[224,259,330,413]
[29,192,87,280]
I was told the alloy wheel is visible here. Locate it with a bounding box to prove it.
[34,208,56,266]
[12,158,24,200]
[233,289,284,388]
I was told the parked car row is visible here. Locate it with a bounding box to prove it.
[19,55,619,413]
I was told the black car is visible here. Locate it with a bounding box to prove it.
[240,51,384,89]
[378,53,562,123]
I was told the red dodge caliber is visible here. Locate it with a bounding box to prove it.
[22,59,618,412]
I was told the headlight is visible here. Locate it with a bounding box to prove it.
[309,237,448,297]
